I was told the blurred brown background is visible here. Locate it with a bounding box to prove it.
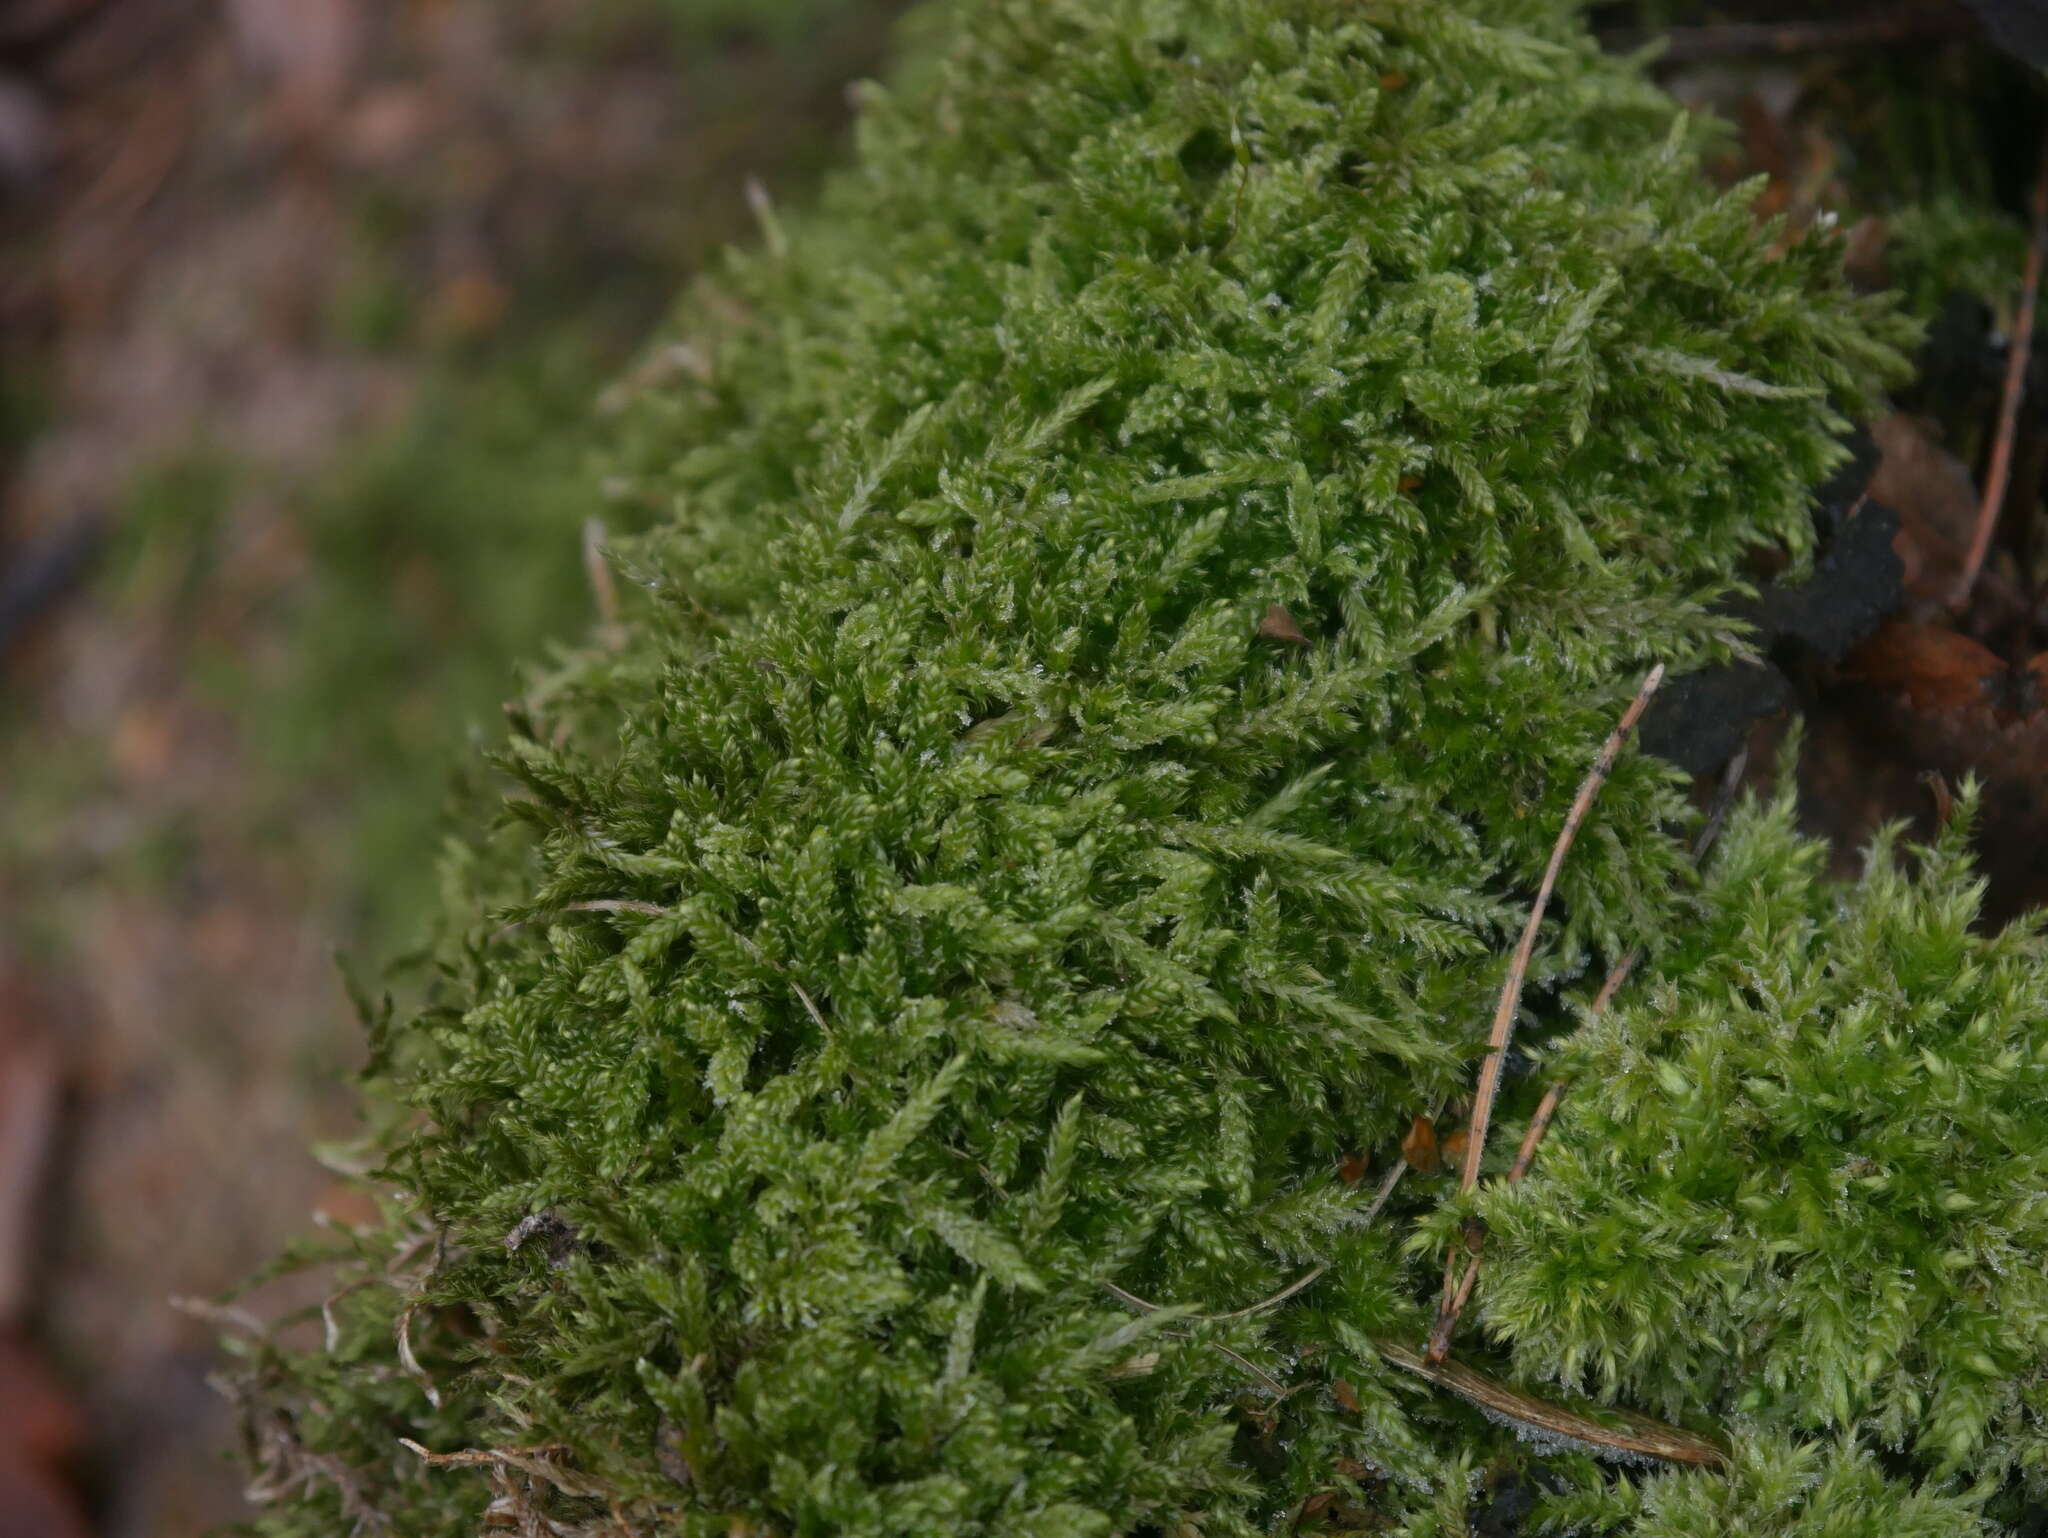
[0,1,901,1531]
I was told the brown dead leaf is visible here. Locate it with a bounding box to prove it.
[1258,603,1308,644]
[1842,620,2006,716]
[1336,1152,1368,1186]
[1870,414,1980,611]
[1331,1377,1361,1413]
[1401,1115,1441,1175]
[1438,1124,1470,1170]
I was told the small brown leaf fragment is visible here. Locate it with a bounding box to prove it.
[1843,620,2006,715]
[1332,1458,1373,1480]
[1300,1492,1336,1519]
[1337,1152,1368,1186]
[1258,603,1308,644]
[1438,1124,1469,1170]
[1379,71,1409,91]
[1460,1216,1488,1255]
[1401,1115,1441,1175]
[1331,1377,1362,1413]
[1398,475,1422,492]
[1870,415,1992,614]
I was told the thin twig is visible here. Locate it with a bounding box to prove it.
[395,1301,443,1408]
[1505,748,1750,1190]
[1428,666,1664,1362]
[1101,1265,1324,1324]
[582,518,625,651]
[1357,1154,1410,1229]
[1425,1253,1482,1363]
[1101,1147,1409,1326]
[1375,1340,1725,1467]
[1954,126,2048,611]
[1506,1083,1566,1186]
[1209,1342,1293,1399]
[170,1294,268,1336]
[1098,1282,1294,1397]
[1209,1264,1328,1322]
[1455,665,1664,1195]
[1691,746,1751,865]
[1466,748,1752,1348]
[1100,1279,1162,1313]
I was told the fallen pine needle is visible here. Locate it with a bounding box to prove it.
[1428,666,1663,1361]
[1375,1340,1725,1467]
[1504,747,1749,1189]
[1953,124,2048,611]
[1454,664,1664,1197]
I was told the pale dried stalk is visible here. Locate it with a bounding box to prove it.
[1376,1340,1724,1467]
[1455,664,1664,1195]
[1953,128,2048,610]
[1427,665,1663,1362]
[1503,746,1749,1189]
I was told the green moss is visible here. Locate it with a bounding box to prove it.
[1537,1435,1992,1538]
[1483,786,2048,1486]
[228,1,1943,1534]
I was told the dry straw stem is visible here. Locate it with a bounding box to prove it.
[1429,664,1663,1362]
[1375,1340,1725,1468]
[1454,664,1665,1194]
[1953,125,2048,610]
[582,517,625,651]
[1434,741,1746,1358]
[1502,746,1750,1188]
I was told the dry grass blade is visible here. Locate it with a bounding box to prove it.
[1505,1082,1567,1186]
[1953,125,2048,611]
[1455,664,1664,1195]
[1428,665,1663,1362]
[1376,1340,1725,1467]
[1504,746,1750,1190]
[582,518,626,651]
